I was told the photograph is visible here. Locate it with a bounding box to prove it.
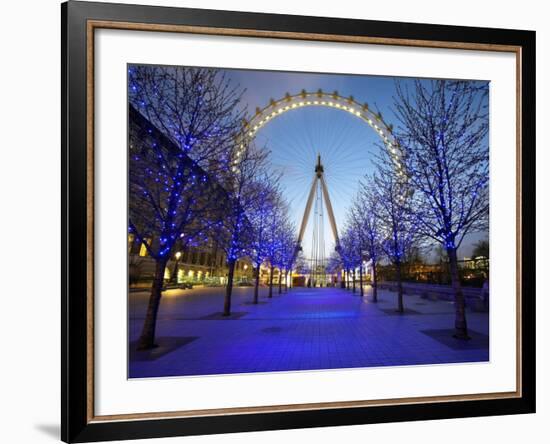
[0,0,541,442]
[127,64,490,379]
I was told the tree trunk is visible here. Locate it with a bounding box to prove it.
[396,260,404,313]
[253,266,260,304]
[284,270,289,292]
[268,265,274,298]
[224,259,236,316]
[278,269,283,294]
[372,261,378,303]
[448,247,469,339]
[137,258,168,350]
[359,263,364,297]
[288,271,292,290]
[352,268,356,293]
[170,259,179,283]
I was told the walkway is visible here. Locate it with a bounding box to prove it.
[128,285,489,378]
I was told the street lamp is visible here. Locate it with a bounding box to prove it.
[171,251,182,283]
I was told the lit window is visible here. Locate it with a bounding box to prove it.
[127,234,135,253]
[139,238,151,257]
[177,269,185,283]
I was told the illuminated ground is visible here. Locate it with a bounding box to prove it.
[128,286,489,378]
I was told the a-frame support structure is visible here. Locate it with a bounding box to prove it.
[296,154,339,254]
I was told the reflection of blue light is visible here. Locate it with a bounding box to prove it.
[314,311,357,319]
[129,285,489,379]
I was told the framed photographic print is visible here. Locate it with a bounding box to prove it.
[61,1,536,442]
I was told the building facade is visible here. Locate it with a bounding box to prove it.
[128,104,254,288]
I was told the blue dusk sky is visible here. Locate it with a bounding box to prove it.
[217,68,488,262]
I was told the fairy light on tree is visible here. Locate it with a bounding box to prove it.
[128,65,245,349]
[280,222,298,292]
[272,215,296,294]
[248,179,281,303]
[339,225,361,293]
[326,251,343,287]
[347,204,368,297]
[370,150,423,313]
[353,179,384,301]
[264,198,287,298]
[213,139,271,316]
[339,231,352,290]
[393,79,489,338]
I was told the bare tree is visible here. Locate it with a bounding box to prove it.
[282,224,299,291]
[326,252,343,287]
[274,218,297,294]
[128,65,244,349]
[264,197,288,297]
[472,239,489,259]
[214,141,270,316]
[293,251,310,282]
[347,207,365,296]
[339,225,361,294]
[370,149,421,313]
[393,79,489,338]
[348,181,383,300]
[248,178,282,303]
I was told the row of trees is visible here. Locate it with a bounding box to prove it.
[336,80,489,340]
[236,178,298,307]
[128,65,297,350]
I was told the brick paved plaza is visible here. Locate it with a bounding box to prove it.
[129,286,489,378]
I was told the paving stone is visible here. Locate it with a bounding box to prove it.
[128,286,489,378]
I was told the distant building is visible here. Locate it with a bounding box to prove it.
[128,237,252,287]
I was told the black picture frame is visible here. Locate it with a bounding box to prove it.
[62,1,536,442]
